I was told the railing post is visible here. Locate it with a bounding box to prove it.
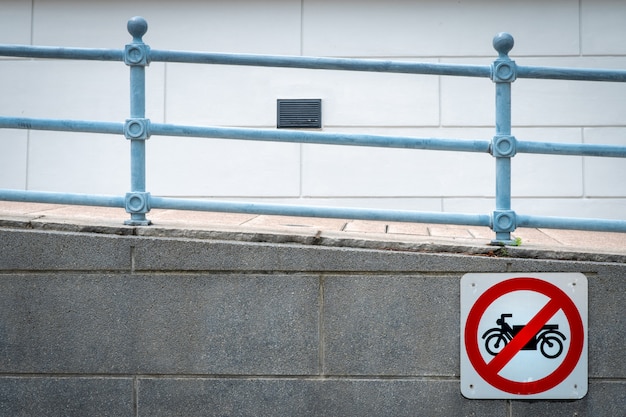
[124,16,151,226]
[490,33,517,245]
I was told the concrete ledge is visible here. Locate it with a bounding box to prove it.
[0,228,133,271]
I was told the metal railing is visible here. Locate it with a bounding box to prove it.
[1,16,625,245]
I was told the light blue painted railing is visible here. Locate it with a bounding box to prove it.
[1,16,626,245]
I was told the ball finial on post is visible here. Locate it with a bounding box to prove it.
[127,16,148,43]
[493,32,514,58]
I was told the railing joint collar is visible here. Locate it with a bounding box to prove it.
[124,43,150,66]
[490,135,517,157]
[124,118,151,140]
[491,210,517,233]
[125,191,151,213]
[491,59,517,83]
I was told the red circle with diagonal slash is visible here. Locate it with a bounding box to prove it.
[465,277,584,395]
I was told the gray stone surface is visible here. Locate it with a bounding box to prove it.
[0,377,133,417]
[510,381,626,417]
[0,228,132,271]
[587,268,626,379]
[0,273,319,375]
[0,226,624,415]
[131,233,626,274]
[131,235,518,272]
[324,274,459,376]
[137,378,506,417]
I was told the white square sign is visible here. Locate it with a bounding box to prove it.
[460,273,588,399]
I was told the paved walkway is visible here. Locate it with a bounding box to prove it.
[0,201,624,262]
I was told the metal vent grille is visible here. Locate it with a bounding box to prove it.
[277,99,322,129]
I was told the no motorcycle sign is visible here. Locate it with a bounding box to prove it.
[460,273,588,399]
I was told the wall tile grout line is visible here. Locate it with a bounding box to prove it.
[133,377,139,417]
[130,245,136,273]
[319,274,326,376]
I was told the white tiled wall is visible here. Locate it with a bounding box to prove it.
[510,128,583,198]
[27,131,129,194]
[0,130,27,190]
[584,127,626,197]
[581,0,626,55]
[302,0,580,57]
[0,0,624,220]
[147,137,301,197]
[31,0,303,53]
[0,0,31,44]
[0,60,130,120]
[511,58,626,127]
[301,127,494,197]
[164,64,439,127]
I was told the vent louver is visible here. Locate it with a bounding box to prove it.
[277,99,322,129]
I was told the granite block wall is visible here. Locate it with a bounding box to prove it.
[0,227,624,416]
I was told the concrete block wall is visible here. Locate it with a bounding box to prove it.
[0,226,624,416]
[1,0,625,219]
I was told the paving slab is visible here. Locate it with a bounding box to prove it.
[343,220,387,233]
[149,209,257,226]
[385,222,430,236]
[241,214,347,231]
[539,228,626,248]
[428,225,475,238]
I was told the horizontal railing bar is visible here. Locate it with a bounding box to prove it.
[149,196,492,227]
[149,49,492,77]
[517,65,626,82]
[517,141,626,158]
[3,116,626,159]
[0,44,124,61]
[0,117,124,135]
[0,189,125,208]
[150,123,491,153]
[517,214,626,233]
[0,190,490,227]
[2,189,625,233]
[0,189,490,227]
[3,45,626,83]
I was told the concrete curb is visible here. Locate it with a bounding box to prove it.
[1,213,625,264]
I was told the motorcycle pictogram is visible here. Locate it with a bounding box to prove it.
[481,313,567,359]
